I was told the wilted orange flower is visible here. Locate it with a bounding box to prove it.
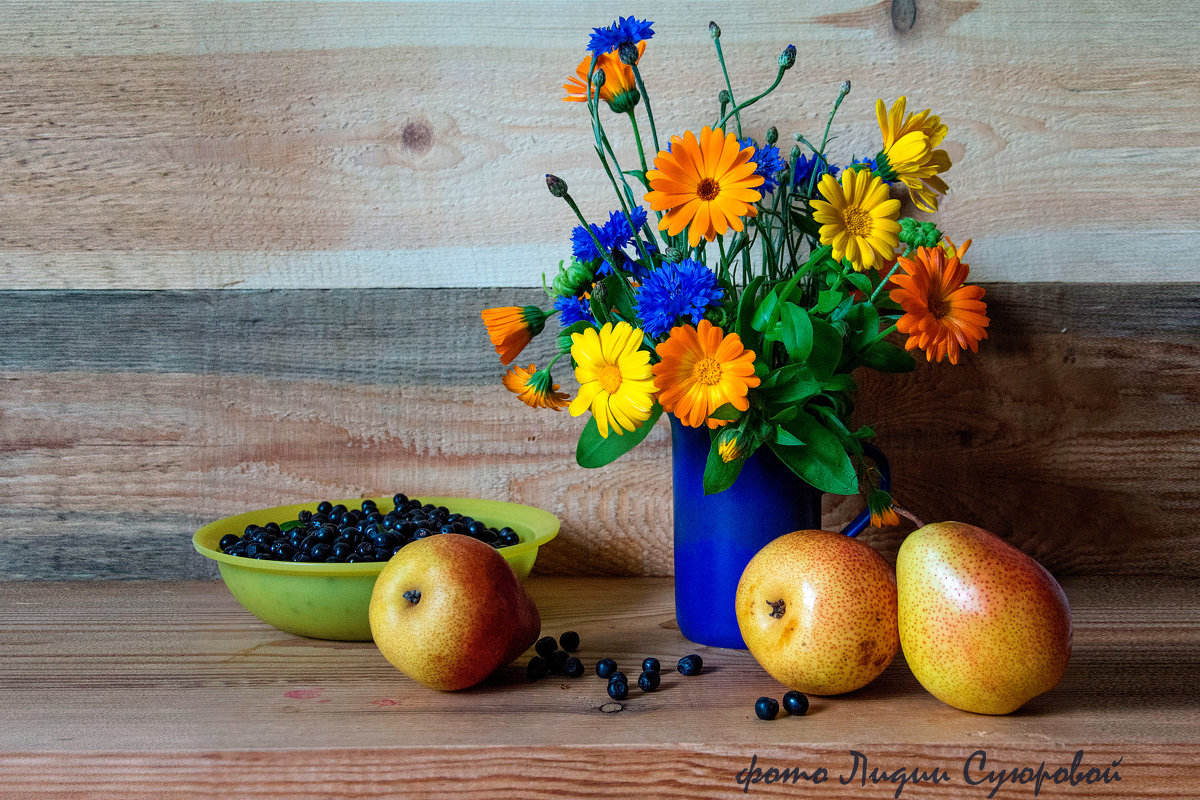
[563,42,644,112]
[481,305,549,365]
[501,364,570,410]
[889,246,989,364]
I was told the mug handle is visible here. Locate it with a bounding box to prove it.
[840,442,891,538]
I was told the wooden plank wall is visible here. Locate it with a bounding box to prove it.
[1,1,1197,579]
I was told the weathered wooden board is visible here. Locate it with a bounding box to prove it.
[0,1,1196,288]
[0,577,1196,798]
[1,284,1195,580]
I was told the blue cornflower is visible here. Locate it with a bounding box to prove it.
[570,223,604,263]
[739,138,787,195]
[792,152,840,194]
[555,294,594,327]
[634,259,724,339]
[588,16,655,57]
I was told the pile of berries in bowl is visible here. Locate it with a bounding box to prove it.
[218,494,522,564]
[193,494,558,641]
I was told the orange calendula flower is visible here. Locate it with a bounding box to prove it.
[811,169,902,272]
[889,245,990,365]
[644,126,764,248]
[875,96,952,213]
[563,42,644,113]
[501,364,570,411]
[652,320,760,429]
[481,305,549,365]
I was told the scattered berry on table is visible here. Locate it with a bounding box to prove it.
[526,656,549,681]
[641,657,660,673]
[678,654,703,676]
[607,678,629,700]
[549,650,570,674]
[638,670,660,692]
[782,690,809,716]
[596,658,618,679]
[534,636,558,659]
[755,697,780,720]
[608,671,627,686]
[559,631,581,651]
[563,657,584,678]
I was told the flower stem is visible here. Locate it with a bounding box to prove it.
[712,37,742,138]
[716,64,786,131]
[629,64,660,155]
[868,262,903,304]
[626,110,650,181]
[805,82,851,198]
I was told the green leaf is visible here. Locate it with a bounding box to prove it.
[703,436,745,495]
[860,341,917,373]
[763,372,821,404]
[769,405,799,424]
[600,273,637,322]
[774,426,805,447]
[736,276,765,340]
[807,318,844,382]
[751,289,780,332]
[779,303,814,363]
[816,289,844,313]
[846,271,873,294]
[708,403,742,421]
[770,412,858,495]
[822,374,857,393]
[576,404,663,468]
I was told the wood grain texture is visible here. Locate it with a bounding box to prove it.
[0,1,1196,288]
[1,284,1196,580]
[0,577,1196,799]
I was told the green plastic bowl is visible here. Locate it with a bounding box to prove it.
[193,496,558,641]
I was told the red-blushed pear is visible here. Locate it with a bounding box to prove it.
[897,522,1072,715]
[736,530,899,695]
[369,534,540,691]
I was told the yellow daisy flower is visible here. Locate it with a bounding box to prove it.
[875,96,952,213]
[652,320,760,429]
[568,321,657,437]
[811,170,902,272]
[501,363,570,411]
[644,126,764,248]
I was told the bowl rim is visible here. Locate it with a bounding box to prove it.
[193,495,559,576]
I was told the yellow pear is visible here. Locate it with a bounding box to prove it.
[736,530,899,695]
[897,522,1072,714]
[370,534,540,691]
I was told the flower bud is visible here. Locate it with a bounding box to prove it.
[545,174,568,198]
[840,80,852,97]
[556,331,575,353]
[765,126,778,145]
[709,21,721,39]
[618,41,639,65]
[790,144,801,160]
[662,246,687,263]
[718,89,731,105]
[551,259,595,298]
[592,68,606,89]
[779,44,796,70]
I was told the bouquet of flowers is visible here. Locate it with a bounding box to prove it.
[481,16,989,516]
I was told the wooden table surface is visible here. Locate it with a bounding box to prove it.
[2,577,1197,799]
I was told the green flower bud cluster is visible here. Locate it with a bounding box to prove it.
[898,218,943,249]
[551,258,596,298]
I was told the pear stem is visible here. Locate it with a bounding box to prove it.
[892,503,925,529]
